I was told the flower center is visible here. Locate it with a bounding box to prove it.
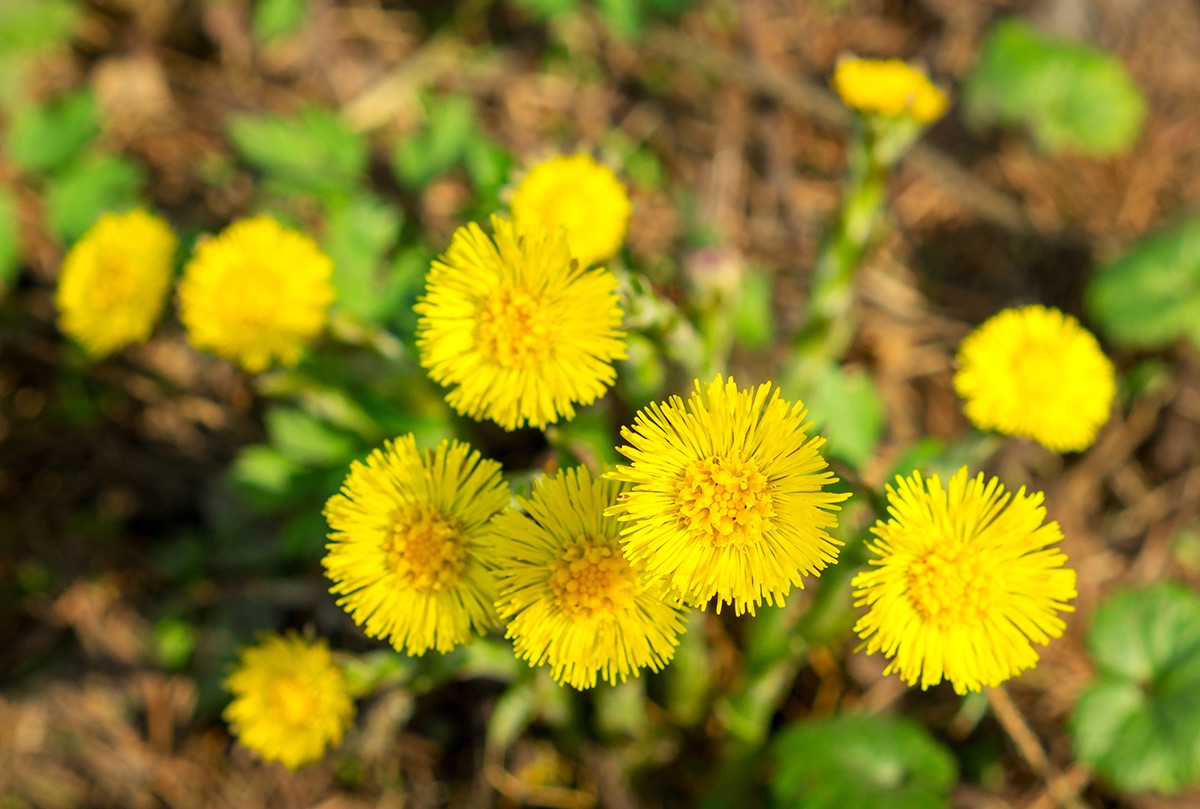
[906,543,1003,629]
[475,287,551,368]
[271,676,316,725]
[1013,346,1060,403]
[90,256,137,311]
[385,504,465,592]
[676,456,774,547]
[548,537,638,621]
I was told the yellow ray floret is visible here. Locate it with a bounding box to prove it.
[832,57,948,124]
[852,467,1077,694]
[415,215,626,431]
[323,435,511,655]
[223,633,355,769]
[954,304,1116,453]
[511,153,631,266]
[606,375,849,616]
[55,209,177,357]
[179,215,334,373]
[491,466,688,689]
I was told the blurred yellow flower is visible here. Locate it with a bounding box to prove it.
[55,209,177,357]
[491,466,688,690]
[223,633,354,769]
[832,57,948,124]
[852,467,1076,694]
[323,435,510,655]
[606,376,848,616]
[415,215,626,431]
[179,215,333,373]
[511,154,631,266]
[954,305,1115,453]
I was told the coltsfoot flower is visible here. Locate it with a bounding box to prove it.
[55,209,177,356]
[415,215,626,431]
[179,215,334,373]
[491,466,688,689]
[223,633,355,769]
[954,304,1116,453]
[606,376,849,615]
[511,153,631,266]
[323,435,511,655]
[852,467,1077,694]
[832,57,948,124]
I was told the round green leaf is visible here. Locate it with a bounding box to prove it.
[1070,584,1200,794]
[1087,215,1200,350]
[771,714,957,809]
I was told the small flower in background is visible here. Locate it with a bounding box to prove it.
[323,435,511,655]
[852,467,1077,695]
[415,215,626,431]
[832,57,948,124]
[223,633,355,770]
[954,304,1116,453]
[178,215,334,373]
[491,466,688,690]
[55,209,177,357]
[510,153,631,267]
[606,376,848,616]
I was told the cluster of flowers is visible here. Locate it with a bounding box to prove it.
[55,60,1117,771]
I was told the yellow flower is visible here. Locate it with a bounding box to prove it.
[491,466,688,690]
[179,215,333,373]
[954,305,1116,453]
[323,435,511,655]
[223,633,355,769]
[55,209,177,357]
[606,376,848,616]
[510,154,631,266]
[832,57,948,124]
[415,215,626,431]
[852,467,1077,694]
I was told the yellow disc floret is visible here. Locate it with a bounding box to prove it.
[55,209,177,357]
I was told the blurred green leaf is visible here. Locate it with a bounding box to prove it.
[0,0,77,55]
[964,19,1145,157]
[511,0,579,19]
[230,444,301,502]
[1071,584,1200,794]
[732,267,775,349]
[266,406,358,467]
[323,193,403,322]
[228,107,367,198]
[253,0,309,41]
[1087,215,1200,350]
[44,155,144,243]
[664,610,711,727]
[597,0,645,39]
[153,616,197,671]
[0,188,20,294]
[771,714,957,809]
[6,90,99,174]
[804,363,885,470]
[392,95,477,189]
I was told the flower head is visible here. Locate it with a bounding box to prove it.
[179,215,334,373]
[223,633,355,769]
[606,376,848,615]
[415,215,626,431]
[954,305,1115,453]
[832,57,948,124]
[852,467,1077,694]
[511,154,631,267]
[323,435,511,655]
[55,209,177,356]
[490,466,688,689]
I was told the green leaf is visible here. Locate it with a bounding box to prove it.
[391,95,477,189]
[804,363,885,469]
[596,0,645,40]
[230,444,300,500]
[253,0,309,41]
[964,19,1145,157]
[771,714,957,809]
[265,406,358,467]
[0,0,78,56]
[1086,215,1200,350]
[1070,584,1200,794]
[227,106,367,198]
[323,193,403,322]
[510,0,579,19]
[6,90,99,174]
[44,155,144,243]
[732,267,775,349]
[0,187,21,294]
